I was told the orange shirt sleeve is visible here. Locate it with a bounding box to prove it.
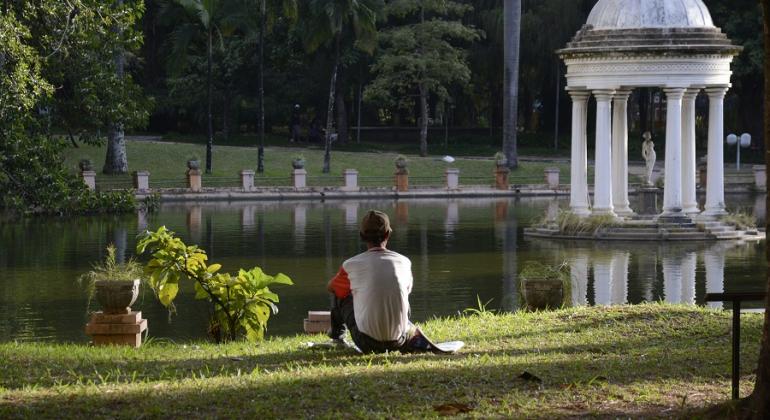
[329,266,351,299]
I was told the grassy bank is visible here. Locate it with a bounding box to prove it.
[0,305,762,418]
[61,141,574,188]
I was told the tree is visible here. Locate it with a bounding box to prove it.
[503,0,521,169]
[167,0,225,174]
[304,0,382,174]
[103,0,129,175]
[365,0,479,157]
[748,2,770,416]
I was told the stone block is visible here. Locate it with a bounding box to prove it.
[445,168,460,190]
[81,171,96,191]
[342,169,359,191]
[308,311,331,322]
[90,311,142,324]
[753,165,766,190]
[86,319,147,335]
[133,171,150,192]
[241,170,255,191]
[544,168,560,189]
[292,169,307,189]
[92,333,142,348]
[304,319,331,334]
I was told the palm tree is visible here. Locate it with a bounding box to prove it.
[304,0,382,174]
[503,0,521,169]
[254,0,297,174]
[750,2,770,416]
[168,0,223,174]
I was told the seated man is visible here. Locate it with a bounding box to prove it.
[327,210,417,353]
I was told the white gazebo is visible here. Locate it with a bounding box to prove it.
[558,0,741,219]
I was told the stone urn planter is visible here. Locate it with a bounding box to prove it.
[519,262,569,311]
[394,155,408,171]
[187,159,200,171]
[78,159,94,172]
[95,279,141,314]
[292,157,306,170]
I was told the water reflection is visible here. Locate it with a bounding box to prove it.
[0,195,765,343]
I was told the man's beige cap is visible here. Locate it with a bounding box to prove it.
[360,210,392,237]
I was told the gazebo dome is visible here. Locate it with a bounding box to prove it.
[587,0,714,30]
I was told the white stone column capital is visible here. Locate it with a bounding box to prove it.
[705,86,729,98]
[593,90,615,102]
[683,88,700,100]
[663,87,687,99]
[612,89,633,101]
[568,90,591,101]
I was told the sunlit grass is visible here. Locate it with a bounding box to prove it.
[0,304,761,418]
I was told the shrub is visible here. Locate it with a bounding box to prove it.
[137,226,293,342]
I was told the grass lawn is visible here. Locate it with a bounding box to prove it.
[61,140,574,188]
[0,304,762,418]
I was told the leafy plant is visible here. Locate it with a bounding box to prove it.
[77,244,145,308]
[462,295,496,317]
[518,261,572,310]
[136,226,293,342]
[722,211,757,230]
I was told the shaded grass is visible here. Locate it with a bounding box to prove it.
[62,141,572,188]
[0,304,762,418]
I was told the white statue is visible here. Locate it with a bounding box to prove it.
[641,131,656,187]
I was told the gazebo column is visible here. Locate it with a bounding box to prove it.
[569,90,591,216]
[681,88,700,215]
[611,89,633,217]
[661,88,686,217]
[592,90,615,217]
[703,86,729,217]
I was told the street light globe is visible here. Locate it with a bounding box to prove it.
[740,133,751,148]
[726,133,737,146]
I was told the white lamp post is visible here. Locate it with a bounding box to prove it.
[726,133,752,171]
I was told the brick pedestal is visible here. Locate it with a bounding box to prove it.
[187,169,202,192]
[133,171,150,192]
[303,311,331,333]
[394,169,409,192]
[495,168,510,190]
[85,311,147,348]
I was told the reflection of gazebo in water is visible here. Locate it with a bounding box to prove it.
[558,0,741,219]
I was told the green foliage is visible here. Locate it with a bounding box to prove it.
[554,211,619,236]
[365,1,480,110]
[0,3,146,214]
[462,295,495,317]
[77,244,146,308]
[722,211,757,230]
[518,261,569,284]
[137,226,293,342]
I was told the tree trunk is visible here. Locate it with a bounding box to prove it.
[103,0,128,174]
[336,87,348,144]
[749,1,770,417]
[503,0,521,169]
[206,26,213,174]
[419,83,429,157]
[322,35,341,174]
[257,0,265,174]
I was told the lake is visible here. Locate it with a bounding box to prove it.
[0,195,766,343]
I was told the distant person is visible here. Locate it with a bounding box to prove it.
[308,117,323,143]
[290,104,302,143]
[327,210,425,353]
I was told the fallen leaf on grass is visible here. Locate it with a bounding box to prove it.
[433,403,474,416]
[518,371,542,383]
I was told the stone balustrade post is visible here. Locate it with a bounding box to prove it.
[240,170,255,191]
[544,168,560,189]
[81,171,96,191]
[292,169,307,189]
[753,165,767,190]
[187,169,202,192]
[342,169,359,191]
[133,171,150,192]
[394,169,409,192]
[445,168,460,190]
